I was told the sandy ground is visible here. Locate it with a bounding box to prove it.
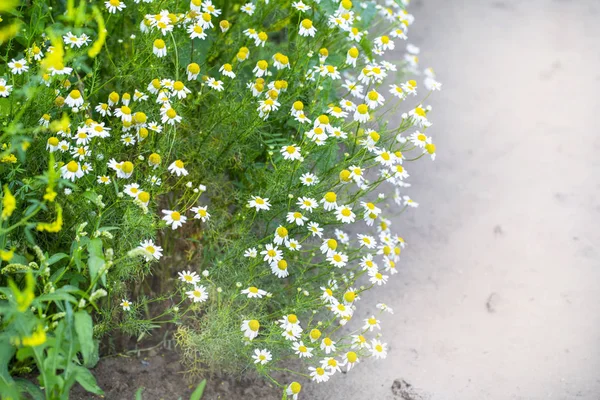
[307,0,600,399]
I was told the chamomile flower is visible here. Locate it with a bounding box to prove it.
[161,107,182,125]
[320,238,338,256]
[8,59,28,75]
[330,300,352,318]
[241,319,261,340]
[286,211,308,226]
[370,339,388,359]
[60,161,85,181]
[261,244,282,264]
[253,60,269,77]
[0,79,13,97]
[335,205,355,224]
[403,195,419,208]
[369,269,389,286]
[307,222,323,238]
[244,247,258,258]
[320,287,336,304]
[299,19,317,37]
[321,357,342,374]
[105,0,126,13]
[168,160,188,176]
[187,63,201,80]
[280,144,302,161]
[346,47,359,67]
[242,286,267,299]
[408,105,431,127]
[186,285,208,303]
[293,341,313,358]
[153,39,167,57]
[188,23,207,39]
[97,175,111,184]
[162,209,187,230]
[297,196,318,212]
[172,81,191,99]
[353,104,370,123]
[300,172,318,186]
[357,234,377,249]
[343,351,359,371]
[219,63,236,78]
[327,252,348,268]
[252,349,272,365]
[124,183,141,197]
[120,299,131,311]
[363,316,381,331]
[285,238,301,251]
[273,226,289,245]
[374,35,394,50]
[271,259,289,278]
[137,240,163,261]
[320,192,337,211]
[352,334,368,349]
[292,1,310,12]
[377,303,394,314]
[239,1,255,14]
[248,196,271,211]
[178,270,201,285]
[309,366,331,383]
[286,382,302,400]
[46,137,60,152]
[320,337,336,354]
[334,229,350,245]
[206,77,224,91]
[191,206,210,222]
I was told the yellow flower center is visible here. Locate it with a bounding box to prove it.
[166,108,177,119]
[138,192,150,203]
[248,320,260,331]
[277,260,288,270]
[346,351,357,363]
[301,19,313,29]
[249,287,258,294]
[257,60,268,70]
[149,153,161,165]
[171,211,181,221]
[66,161,78,173]
[277,226,288,237]
[121,161,134,174]
[290,382,301,394]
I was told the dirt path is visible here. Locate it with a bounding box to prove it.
[307,0,600,399]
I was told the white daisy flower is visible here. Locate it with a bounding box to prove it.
[186,285,208,303]
[162,209,187,229]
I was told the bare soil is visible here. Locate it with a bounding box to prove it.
[70,348,281,400]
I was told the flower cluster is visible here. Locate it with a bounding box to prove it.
[0,0,442,397]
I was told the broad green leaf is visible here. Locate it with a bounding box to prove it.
[190,380,207,400]
[74,366,104,395]
[74,311,95,366]
[87,238,106,286]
